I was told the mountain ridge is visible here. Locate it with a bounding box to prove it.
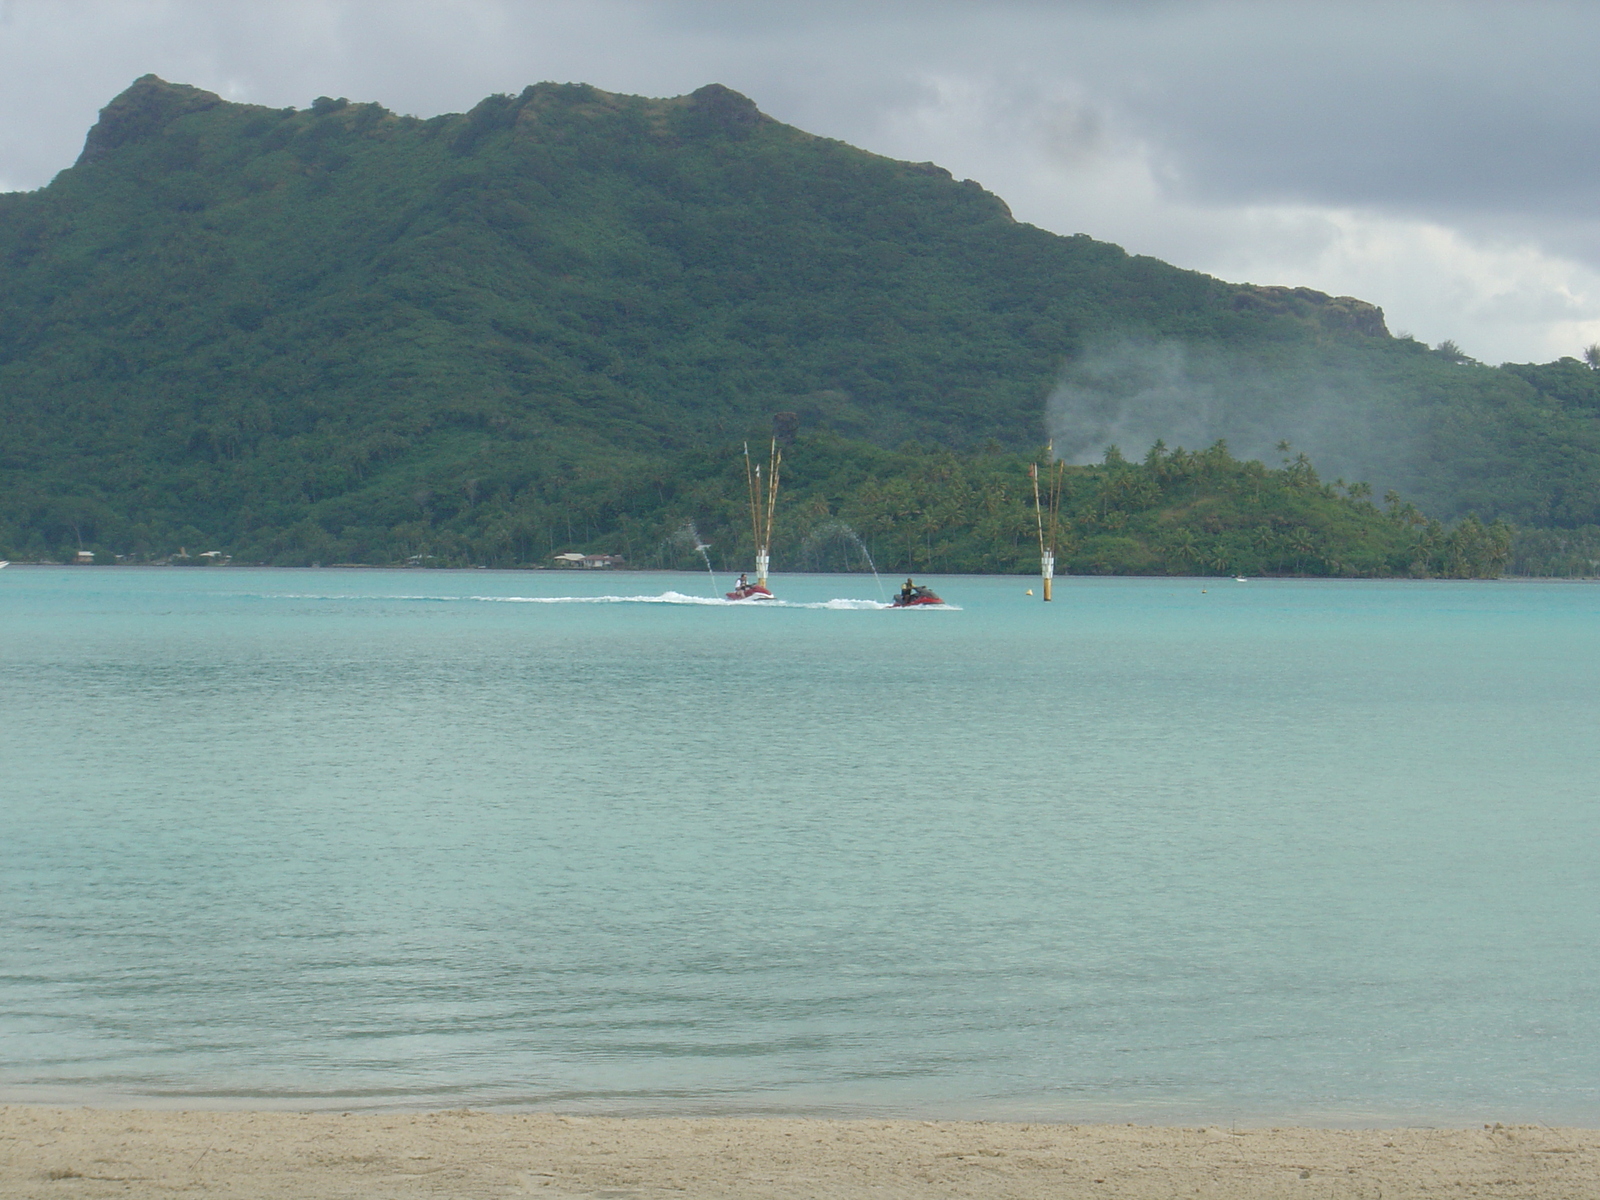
[0,75,1595,570]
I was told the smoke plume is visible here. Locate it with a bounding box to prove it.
[1044,337,1420,494]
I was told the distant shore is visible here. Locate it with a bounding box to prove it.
[5,560,1600,582]
[3,1107,1596,1199]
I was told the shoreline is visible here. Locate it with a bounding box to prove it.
[4,560,1600,583]
[4,1107,1597,1199]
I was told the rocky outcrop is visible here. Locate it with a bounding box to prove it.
[1232,284,1389,338]
[76,74,222,166]
[685,83,767,138]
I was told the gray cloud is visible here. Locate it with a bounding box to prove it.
[1087,3,1600,221]
[4,0,1600,361]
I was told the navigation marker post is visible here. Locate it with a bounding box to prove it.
[745,437,782,592]
[1030,452,1065,602]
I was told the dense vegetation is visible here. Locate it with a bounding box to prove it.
[14,430,1510,580]
[0,75,1594,573]
[617,435,1510,580]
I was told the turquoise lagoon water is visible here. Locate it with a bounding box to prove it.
[2,567,1598,1125]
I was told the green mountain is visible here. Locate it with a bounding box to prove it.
[0,75,1594,570]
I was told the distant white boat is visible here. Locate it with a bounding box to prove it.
[0,560,9,569]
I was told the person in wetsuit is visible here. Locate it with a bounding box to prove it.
[900,578,916,604]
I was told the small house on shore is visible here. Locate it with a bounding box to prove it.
[552,552,624,569]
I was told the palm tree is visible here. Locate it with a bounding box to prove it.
[1170,528,1198,568]
[1289,527,1316,573]
[1584,343,1600,370]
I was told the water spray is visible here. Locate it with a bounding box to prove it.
[804,520,885,600]
[670,520,719,595]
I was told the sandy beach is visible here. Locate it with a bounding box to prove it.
[2,1107,1597,1199]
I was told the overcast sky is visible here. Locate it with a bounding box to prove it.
[2,0,1597,363]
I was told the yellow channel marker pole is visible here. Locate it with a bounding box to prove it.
[1030,461,1048,601]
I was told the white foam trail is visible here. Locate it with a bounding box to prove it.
[246,593,476,602]
[477,592,905,610]
[223,591,962,610]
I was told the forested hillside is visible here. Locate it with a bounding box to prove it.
[354,433,1513,580]
[0,74,1596,570]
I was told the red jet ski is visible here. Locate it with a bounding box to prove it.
[726,573,775,601]
[891,582,944,607]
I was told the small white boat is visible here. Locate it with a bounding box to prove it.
[0,560,9,569]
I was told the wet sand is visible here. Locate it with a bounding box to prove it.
[4,1106,1598,1198]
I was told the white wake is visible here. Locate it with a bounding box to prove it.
[236,590,960,610]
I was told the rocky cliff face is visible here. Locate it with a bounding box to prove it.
[683,83,768,138]
[1233,285,1389,338]
[77,75,224,166]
